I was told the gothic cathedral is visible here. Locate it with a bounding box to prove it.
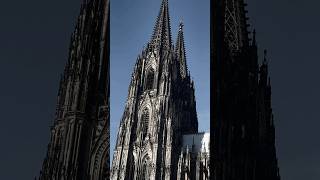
[212,0,281,180]
[39,0,110,179]
[111,0,210,180]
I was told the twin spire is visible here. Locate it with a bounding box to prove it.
[150,0,188,78]
[151,0,172,50]
[176,22,188,78]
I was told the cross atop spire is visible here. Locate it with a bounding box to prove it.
[150,0,172,51]
[176,21,188,78]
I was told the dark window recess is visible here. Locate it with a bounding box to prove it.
[141,109,150,139]
[145,70,155,90]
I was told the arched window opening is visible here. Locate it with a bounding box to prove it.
[129,156,135,180]
[141,108,150,140]
[141,162,148,180]
[138,160,149,180]
[145,69,155,90]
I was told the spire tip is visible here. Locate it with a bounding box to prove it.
[263,49,268,65]
[179,20,184,30]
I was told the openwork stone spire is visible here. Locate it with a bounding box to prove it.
[150,0,172,51]
[175,22,188,78]
[224,0,250,52]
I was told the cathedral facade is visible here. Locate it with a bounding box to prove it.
[39,0,110,179]
[111,0,209,180]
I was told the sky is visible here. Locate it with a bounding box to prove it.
[0,0,319,179]
[0,0,81,179]
[110,0,210,162]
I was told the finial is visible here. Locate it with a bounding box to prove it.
[263,49,268,64]
[252,29,256,45]
[179,19,184,30]
[268,77,271,86]
[271,114,275,126]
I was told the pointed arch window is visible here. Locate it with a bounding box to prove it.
[141,161,148,180]
[145,69,155,90]
[141,108,150,140]
[137,159,149,180]
[129,155,135,180]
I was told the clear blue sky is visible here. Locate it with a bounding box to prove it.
[110,0,210,159]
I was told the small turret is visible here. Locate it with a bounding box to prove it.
[252,29,257,46]
[175,21,188,79]
[259,50,269,86]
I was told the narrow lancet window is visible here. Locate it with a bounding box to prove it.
[141,108,150,140]
[141,162,148,180]
[138,160,149,180]
[145,69,155,90]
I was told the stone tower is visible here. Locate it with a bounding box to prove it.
[110,0,208,180]
[212,0,281,180]
[39,0,110,179]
